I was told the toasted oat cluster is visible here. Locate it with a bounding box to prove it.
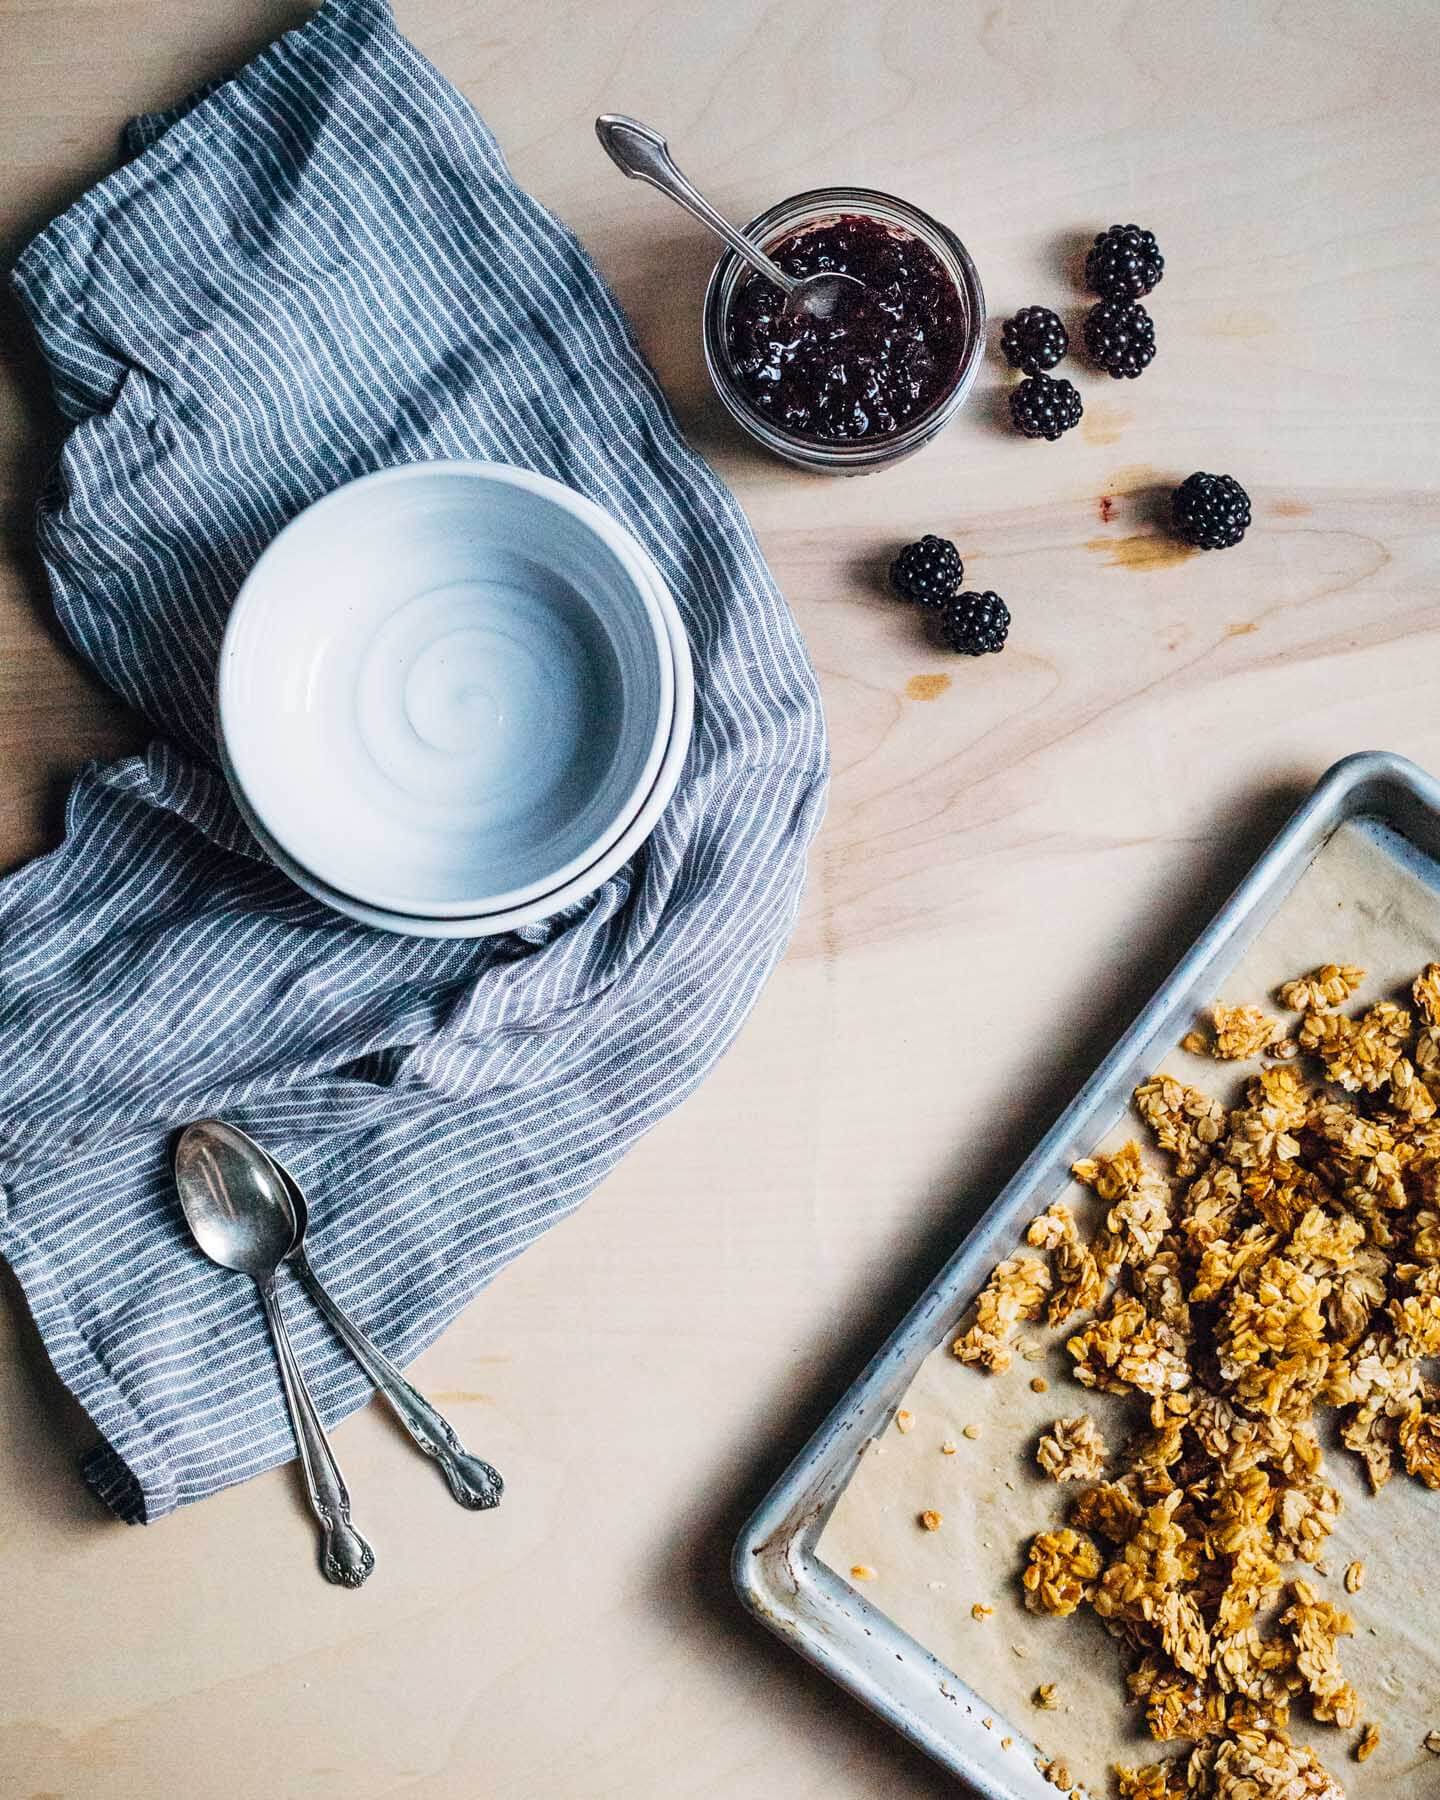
[951,1254,1051,1372]
[1037,1415,1109,1483]
[1277,965,1366,1014]
[955,962,1440,1799]
[1187,1002,1281,1061]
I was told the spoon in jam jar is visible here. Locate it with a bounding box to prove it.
[595,114,871,324]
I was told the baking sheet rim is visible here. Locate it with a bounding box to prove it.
[733,749,1440,1798]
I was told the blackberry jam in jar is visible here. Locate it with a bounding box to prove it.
[703,188,985,474]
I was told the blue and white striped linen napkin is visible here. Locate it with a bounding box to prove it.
[1,0,827,1522]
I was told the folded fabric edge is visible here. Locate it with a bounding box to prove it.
[0,1206,176,1522]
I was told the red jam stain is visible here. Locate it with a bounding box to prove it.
[726,214,965,442]
[1098,494,1116,523]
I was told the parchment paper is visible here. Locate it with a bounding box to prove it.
[818,820,1440,1794]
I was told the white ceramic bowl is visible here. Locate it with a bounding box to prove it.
[222,553,693,937]
[218,462,676,918]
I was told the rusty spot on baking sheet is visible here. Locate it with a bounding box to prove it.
[1085,533,1196,571]
[1273,498,1312,517]
[1226,621,1258,637]
[1081,400,1130,446]
[905,673,952,702]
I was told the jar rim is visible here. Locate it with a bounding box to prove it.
[702,186,986,472]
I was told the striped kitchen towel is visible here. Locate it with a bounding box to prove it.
[2,0,826,1522]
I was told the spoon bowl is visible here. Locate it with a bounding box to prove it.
[784,269,871,324]
[191,1120,503,1510]
[174,1120,296,1281]
[174,1119,376,1587]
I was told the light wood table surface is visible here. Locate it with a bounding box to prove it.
[2,3,1438,1796]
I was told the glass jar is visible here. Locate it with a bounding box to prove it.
[702,186,986,475]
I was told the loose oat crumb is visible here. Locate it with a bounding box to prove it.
[1023,1346,1048,1362]
[895,1408,914,1433]
[1181,1030,1208,1056]
[1001,1736,1014,1749]
[1011,1642,1028,1658]
[940,1439,958,1455]
[850,1564,877,1582]
[963,1423,981,1439]
[1035,1682,1059,1709]
[1355,1722,1380,1762]
[982,1717,993,1730]
[919,1509,943,1532]
[972,1602,994,1621]
[1043,1760,1072,1791]
[1314,1559,1330,1577]
[1030,1375,1049,1392]
[1343,1559,1365,1594]
[1424,1728,1440,1754]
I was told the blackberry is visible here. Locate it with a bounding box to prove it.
[940,591,1010,656]
[1009,373,1083,441]
[1171,472,1252,550]
[1083,300,1156,379]
[1001,305,1068,375]
[889,534,964,608]
[1085,224,1164,302]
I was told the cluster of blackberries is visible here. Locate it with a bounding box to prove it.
[995,228,1251,549]
[1003,225,1164,440]
[889,535,1010,656]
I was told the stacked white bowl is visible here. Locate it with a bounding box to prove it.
[218,463,693,936]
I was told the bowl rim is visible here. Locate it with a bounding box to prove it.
[217,460,675,917]
[219,529,695,937]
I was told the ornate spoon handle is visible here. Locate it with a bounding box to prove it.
[259,1281,376,1587]
[294,1253,503,1511]
[595,114,796,294]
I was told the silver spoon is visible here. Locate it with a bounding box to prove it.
[595,114,870,323]
[250,1131,503,1511]
[174,1121,376,1588]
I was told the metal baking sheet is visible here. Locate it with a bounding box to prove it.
[733,750,1440,1798]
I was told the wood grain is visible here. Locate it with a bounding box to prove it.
[2,1,1439,1795]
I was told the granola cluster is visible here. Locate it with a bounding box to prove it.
[1037,1415,1109,1483]
[1184,1003,1282,1062]
[954,962,1440,1798]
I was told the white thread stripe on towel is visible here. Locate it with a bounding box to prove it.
[0,0,826,1522]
